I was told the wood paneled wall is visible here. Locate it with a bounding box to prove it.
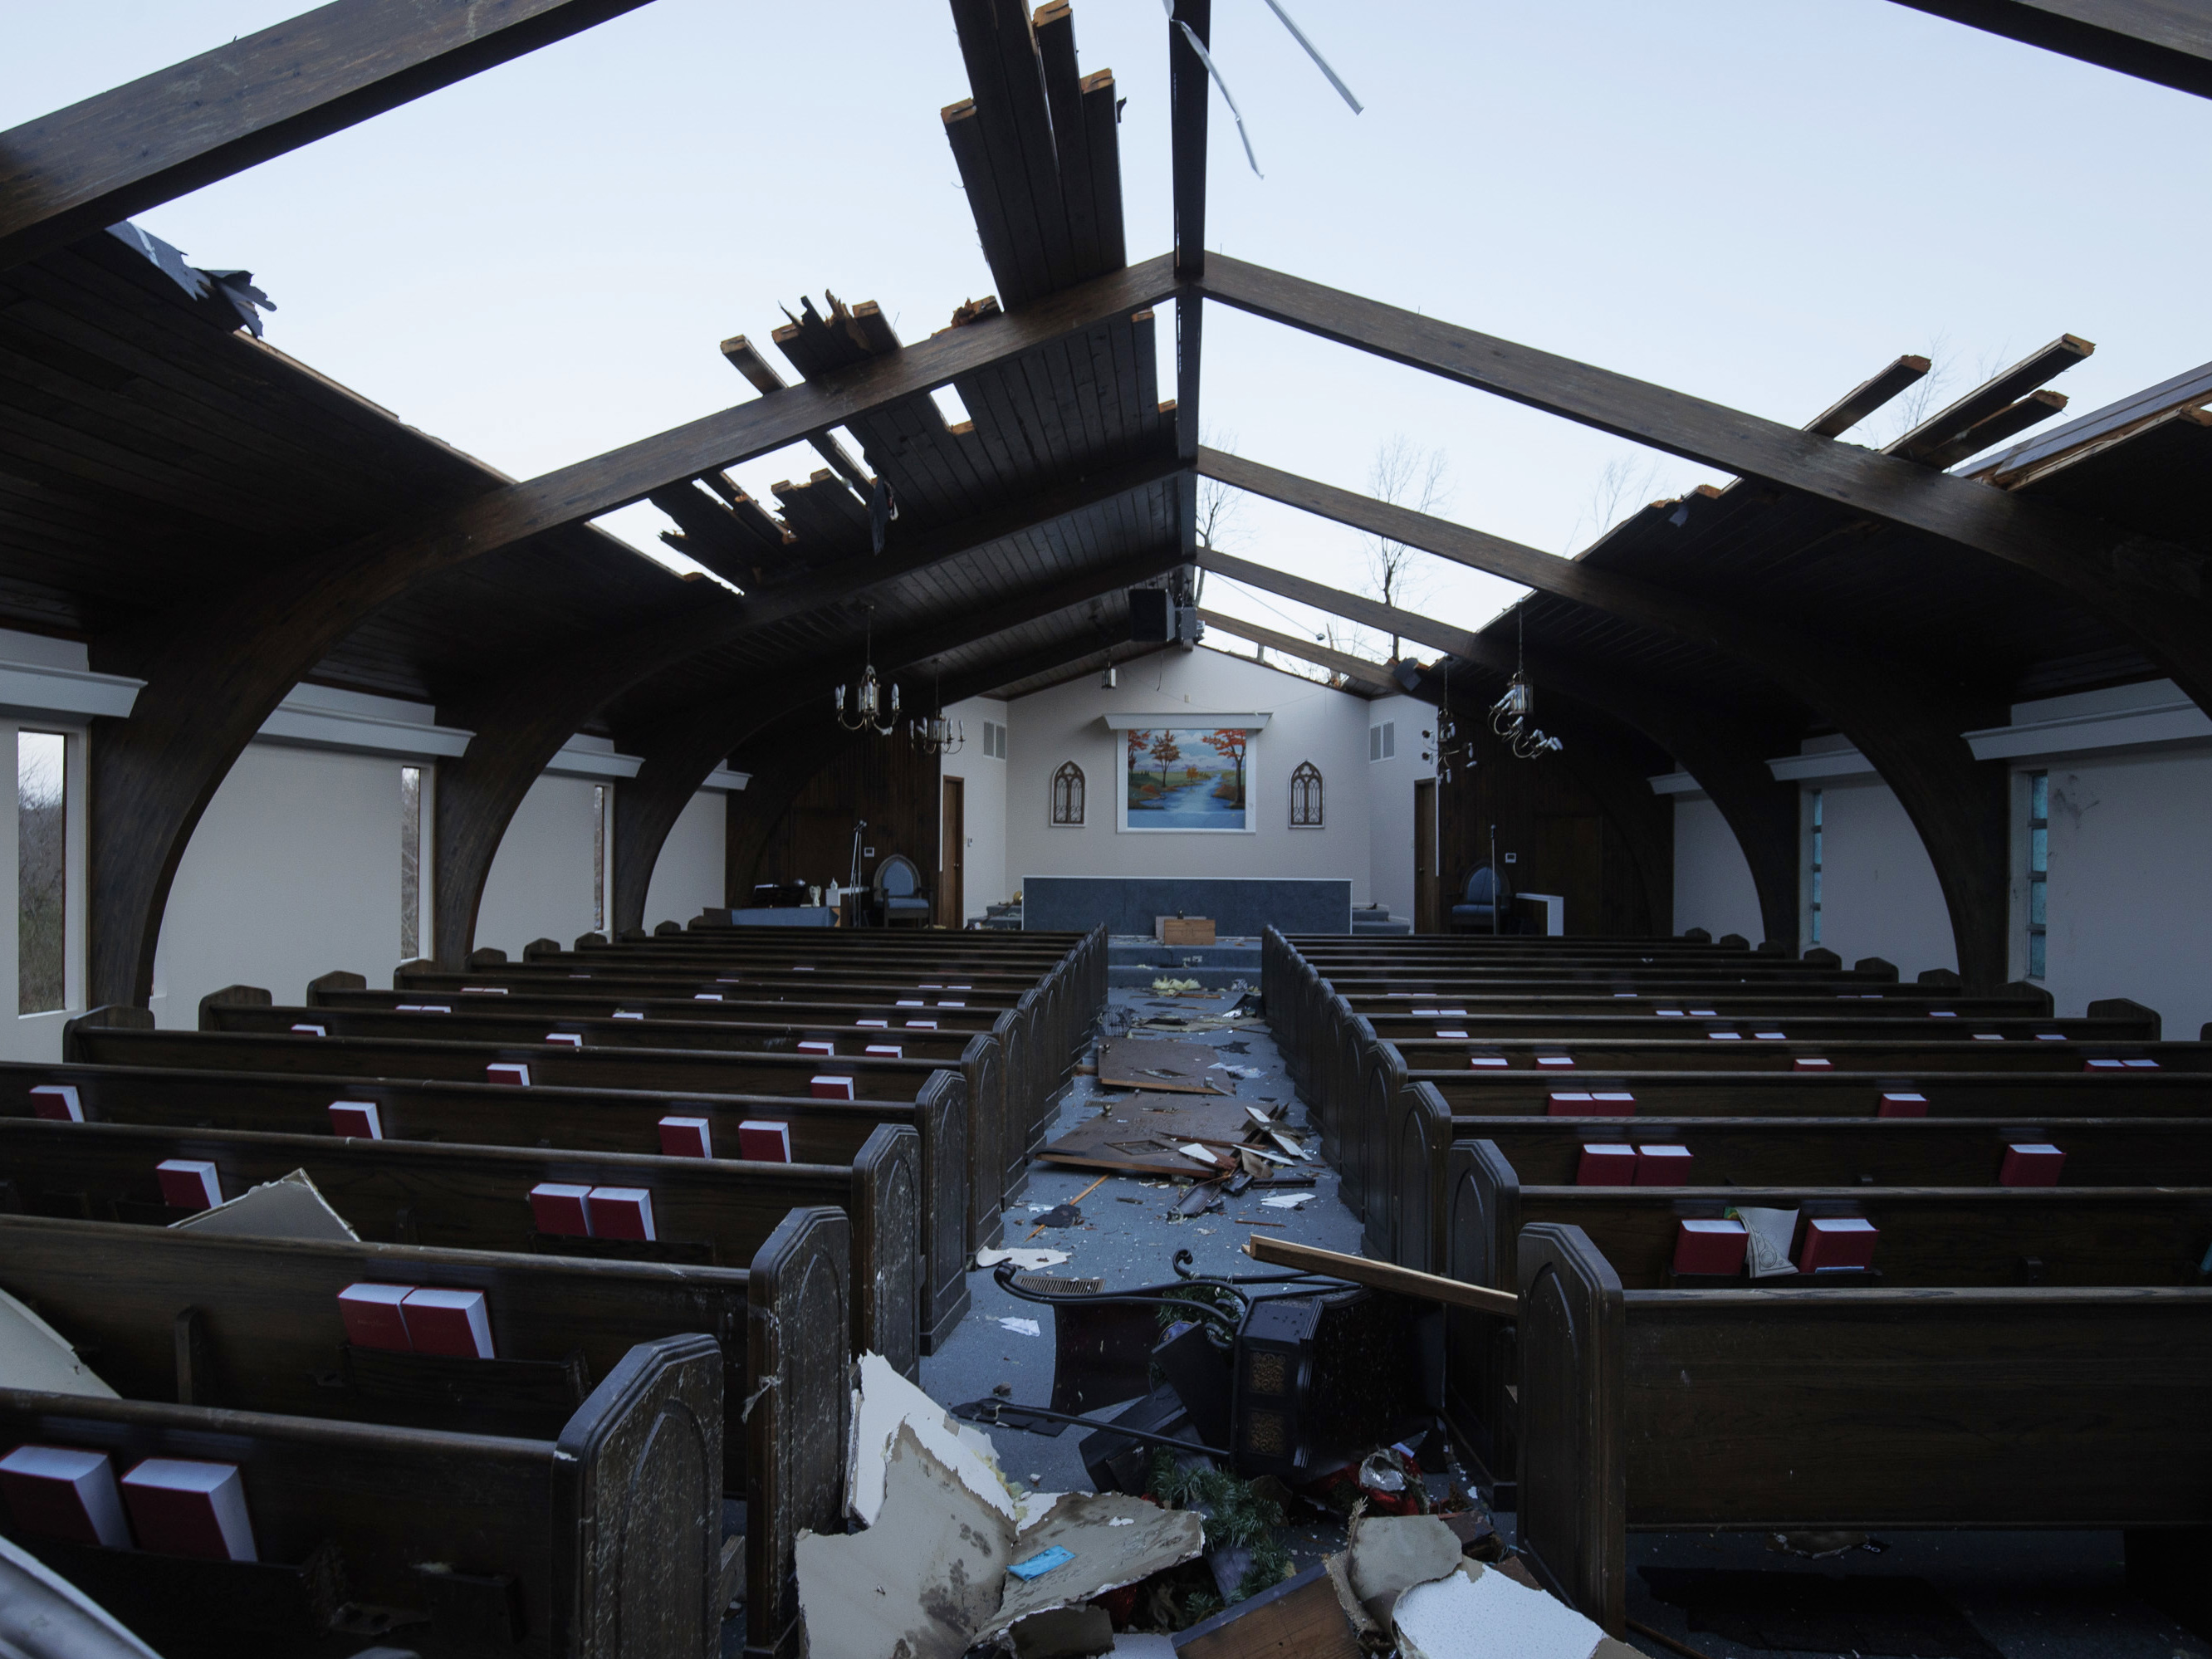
[1437,702,1671,937]
[734,724,942,906]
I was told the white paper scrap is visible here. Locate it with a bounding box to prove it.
[996,1317,1042,1337]
[1260,1192,1315,1209]
[975,1248,1069,1270]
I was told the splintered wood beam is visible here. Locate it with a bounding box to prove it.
[1196,546,1476,660]
[1196,608,1397,692]
[1169,0,1211,282]
[1805,354,1930,438]
[1918,388,2069,471]
[1888,0,2212,100]
[1194,255,2212,712]
[717,334,871,491]
[1887,334,2092,463]
[0,0,653,272]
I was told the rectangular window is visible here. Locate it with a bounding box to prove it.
[983,720,1007,760]
[399,766,422,960]
[1808,788,1823,947]
[2026,771,2048,979]
[17,732,66,1015]
[1369,722,1395,762]
[592,785,608,936]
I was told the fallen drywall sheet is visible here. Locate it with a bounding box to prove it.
[1096,1039,1231,1095]
[848,1349,1018,1528]
[981,1490,1204,1637]
[1393,1559,1642,1659]
[796,1422,1014,1659]
[0,1285,117,1398]
[1346,1514,1466,1628]
[171,1168,358,1242]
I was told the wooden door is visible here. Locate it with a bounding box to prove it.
[1534,812,1603,936]
[942,776,965,927]
[1413,778,1439,933]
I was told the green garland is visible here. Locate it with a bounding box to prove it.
[1148,1451,1297,1603]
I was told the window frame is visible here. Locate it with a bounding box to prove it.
[11,722,87,1031]
[1288,760,1324,830]
[1806,786,1823,947]
[2025,770,2048,980]
[1049,761,1086,827]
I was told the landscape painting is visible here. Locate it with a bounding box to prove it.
[1122,727,1250,831]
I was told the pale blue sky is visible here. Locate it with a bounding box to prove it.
[7,2,2209,661]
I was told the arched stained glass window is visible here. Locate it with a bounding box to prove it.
[1050,761,1086,826]
[1289,761,1324,829]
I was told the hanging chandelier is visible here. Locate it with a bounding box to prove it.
[910,670,965,756]
[1422,662,1472,783]
[1489,611,1563,761]
[834,604,901,736]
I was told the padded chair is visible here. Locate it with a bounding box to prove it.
[873,854,932,927]
[1449,864,1514,932]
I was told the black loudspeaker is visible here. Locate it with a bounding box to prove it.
[1128,587,1173,643]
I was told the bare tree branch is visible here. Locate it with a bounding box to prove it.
[1360,433,1448,659]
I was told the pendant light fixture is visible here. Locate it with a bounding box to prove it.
[1489,610,1563,760]
[834,604,901,736]
[910,669,965,756]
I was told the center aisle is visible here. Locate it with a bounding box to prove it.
[920,982,1364,1497]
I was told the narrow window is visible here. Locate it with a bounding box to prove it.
[1289,761,1324,828]
[1808,788,1823,947]
[1050,761,1085,826]
[399,766,422,959]
[17,732,66,1015]
[2026,771,2048,979]
[592,785,608,933]
[1369,722,1395,762]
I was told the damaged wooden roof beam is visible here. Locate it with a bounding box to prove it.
[1804,353,1931,438]
[718,332,873,492]
[1887,333,2094,462]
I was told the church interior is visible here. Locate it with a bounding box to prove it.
[0,2,2209,1656]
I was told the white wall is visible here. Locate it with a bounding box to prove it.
[152,744,415,1021]
[477,772,604,957]
[1363,693,1436,921]
[1004,647,1373,892]
[1669,793,1764,943]
[1803,777,1958,976]
[642,790,727,932]
[2038,748,2212,1039]
[942,696,1009,922]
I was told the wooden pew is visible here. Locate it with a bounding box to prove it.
[0,1055,967,1353]
[1446,1148,2212,1504]
[0,1332,727,1658]
[1374,1066,2212,1269]
[0,1206,849,1657]
[68,1009,1000,1278]
[207,994,1015,1232]
[1512,1222,2212,1638]
[0,1115,922,1377]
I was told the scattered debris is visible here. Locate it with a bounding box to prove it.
[0,1285,118,1398]
[976,1247,1071,1271]
[1033,1205,1083,1229]
[1150,976,1204,995]
[998,1317,1044,1337]
[1098,1038,1234,1094]
[172,1167,358,1242]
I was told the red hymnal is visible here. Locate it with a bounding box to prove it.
[1534,1055,1575,1069]
[400,1288,495,1358]
[1635,1144,1694,1185]
[1436,1029,1468,1039]
[1798,1216,1878,1271]
[1793,1058,1833,1071]
[338,1283,414,1351]
[905,1020,938,1030]
[1548,1091,1634,1118]
[1575,1143,1637,1185]
[329,1100,382,1139]
[290,1023,325,1037]
[693,993,722,1002]
[545,1032,582,1047]
[1673,1219,1747,1276]
[487,1063,531,1087]
[811,1075,856,1101]
[864,1045,904,1059]
[2000,1143,2066,1187]
[120,1459,257,1561]
[798,1040,836,1057]
[937,1001,967,1009]
[612,1010,644,1020]
[738,1120,793,1162]
[895,1000,924,1008]
[28,1084,82,1122]
[1877,1092,1927,1118]
[856,1019,889,1030]
[156,1159,221,1209]
[529,1182,594,1236]
[586,1187,655,1241]
[0,1445,132,1547]
[1470,1055,1508,1069]
[658,1116,712,1158]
